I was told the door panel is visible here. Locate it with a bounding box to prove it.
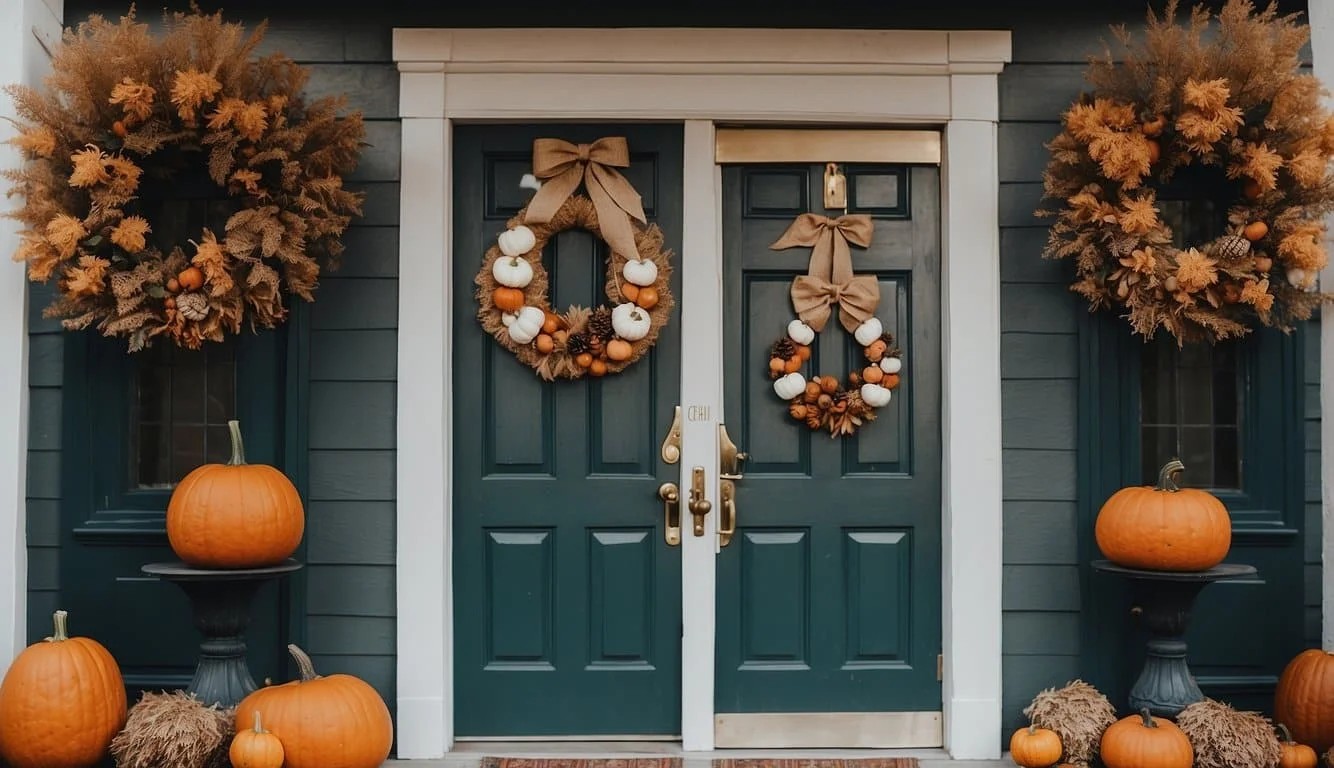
[717,164,942,718]
[452,124,683,737]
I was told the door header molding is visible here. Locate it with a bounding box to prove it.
[715,128,941,165]
[393,28,1010,76]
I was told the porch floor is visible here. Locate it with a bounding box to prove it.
[383,742,1011,767]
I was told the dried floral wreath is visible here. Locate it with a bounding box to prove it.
[765,214,903,437]
[3,7,365,350]
[1038,0,1334,344]
[474,137,674,380]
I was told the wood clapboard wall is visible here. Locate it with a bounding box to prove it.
[37,0,1319,746]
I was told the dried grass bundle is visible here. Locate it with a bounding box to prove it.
[1022,679,1118,767]
[109,691,235,768]
[1177,698,1281,768]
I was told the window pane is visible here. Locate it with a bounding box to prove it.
[130,340,237,489]
[1139,336,1243,491]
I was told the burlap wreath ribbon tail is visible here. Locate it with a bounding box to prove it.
[770,213,880,334]
[523,136,647,260]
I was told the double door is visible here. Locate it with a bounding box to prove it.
[451,123,942,746]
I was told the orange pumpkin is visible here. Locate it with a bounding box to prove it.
[1094,459,1231,571]
[1276,650,1334,754]
[620,283,640,303]
[635,286,660,309]
[178,266,205,291]
[229,711,285,768]
[1099,709,1193,768]
[1277,723,1319,768]
[863,366,884,384]
[1244,221,1270,242]
[166,420,304,568]
[606,339,633,361]
[235,645,392,768]
[1010,723,1063,768]
[0,610,127,768]
[492,287,524,312]
[589,359,608,377]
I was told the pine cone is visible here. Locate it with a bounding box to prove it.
[1213,234,1251,261]
[176,292,208,321]
[567,333,591,356]
[771,338,796,361]
[589,306,614,340]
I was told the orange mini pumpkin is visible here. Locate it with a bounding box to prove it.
[166,420,304,569]
[1276,650,1334,754]
[1010,723,1063,768]
[236,645,392,768]
[1094,459,1231,571]
[229,711,285,768]
[1276,723,1319,768]
[1099,709,1193,768]
[492,287,525,313]
[0,610,127,768]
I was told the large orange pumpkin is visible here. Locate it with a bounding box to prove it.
[0,610,127,768]
[166,419,304,568]
[1094,459,1231,571]
[235,644,393,768]
[1099,708,1193,768]
[1276,649,1334,754]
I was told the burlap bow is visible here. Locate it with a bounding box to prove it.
[770,213,880,334]
[522,136,647,260]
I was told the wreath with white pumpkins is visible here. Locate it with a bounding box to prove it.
[474,192,674,380]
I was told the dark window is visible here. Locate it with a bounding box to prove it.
[129,339,237,489]
[1138,198,1242,491]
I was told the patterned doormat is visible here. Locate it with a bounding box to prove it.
[480,759,683,768]
[712,761,919,768]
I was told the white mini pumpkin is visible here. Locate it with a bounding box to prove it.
[854,317,884,346]
[880,356,902,374]
[492,255,534,288]
[1288,267,1314,290]
[501,312,518,327]
[612,302,652,341]
[498,225,537,258]
[861,383,892,408]
[507,306,546,344]
[774,372,807,400]
[787,319,815,346]
[622,258,659,287]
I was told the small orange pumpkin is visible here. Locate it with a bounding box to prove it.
[0,610,127,768]
[541,313,561,335]
[166,420,304,569]
[1099,708,1193,768]
[863,366,884,384]
[783,356,802,373]
[575,352,594,368]
[1243,221,1270,242]
[635,286,660,309]
[1094,459,1231,571]
[178,266,205,291]
[769,357,786,374]
[606,339,633,361]
[492,287,524,313]
[535,334,555,354]
[620,283,641,303]
[1277,723,1319,768]
[235,645,392,768]
[795,344,811,361]
[883,373,901,389]
[589,359,608,376]
[1010,723,1063,768]
[1276,650,1334,754]
[229,711,285,768]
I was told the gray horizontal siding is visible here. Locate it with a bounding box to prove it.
[26,282,62,643]
[1305,318,1322,647]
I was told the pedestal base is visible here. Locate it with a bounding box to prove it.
[142,559,302,709]
[1092,560,1256,718]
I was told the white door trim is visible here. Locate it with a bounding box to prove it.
[392,27,1011,761]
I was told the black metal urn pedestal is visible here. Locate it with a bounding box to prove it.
[142,559,303,709]
[1092,559,1257,718]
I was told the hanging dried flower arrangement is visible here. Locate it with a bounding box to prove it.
[3,7,366,350]
[1038,0,1334,344]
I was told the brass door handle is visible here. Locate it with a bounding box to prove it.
[658,482,681,546]
[687,466,711,536]
[719,478,737,547]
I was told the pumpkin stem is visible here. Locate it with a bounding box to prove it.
[287,643,320,681]
[1277,723,1293,743]
[1155,459,1185,492]
[252,711,267,734]
[226,420,247,466]
[1138,708,1157,728]
[47,609,68,642]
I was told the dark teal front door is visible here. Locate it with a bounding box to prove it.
[452,124,684,737]
[716,164,943,725]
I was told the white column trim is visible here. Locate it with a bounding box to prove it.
[0,0,61,673]
[393,27,1011,760]
[1309,0,1334,652]
[394,64,451,760]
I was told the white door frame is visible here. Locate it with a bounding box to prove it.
[392,28,1010,760]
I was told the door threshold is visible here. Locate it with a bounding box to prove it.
[425,742,953,758]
